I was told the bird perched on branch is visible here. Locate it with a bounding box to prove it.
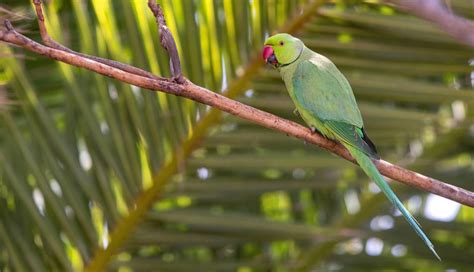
[263,33,440,260]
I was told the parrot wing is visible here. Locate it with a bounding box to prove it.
[324,120,379,159]
[292,57,363,127]
[292,57,378,158]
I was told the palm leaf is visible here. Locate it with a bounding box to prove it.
[0,0,473,271]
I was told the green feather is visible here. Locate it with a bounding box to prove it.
[345,144,441,261]
[324,121,379,159]
[292,57,363,128]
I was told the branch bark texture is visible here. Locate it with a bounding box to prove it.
[1,2,474,209]
[385,0,474,47]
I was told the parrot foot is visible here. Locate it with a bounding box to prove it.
[302,127,318,145]
[293,108,300,117]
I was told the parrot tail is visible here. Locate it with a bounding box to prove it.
[345,144,441,261]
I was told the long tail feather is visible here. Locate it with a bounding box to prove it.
[346,145,441,260]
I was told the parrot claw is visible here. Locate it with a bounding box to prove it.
[293,108,300,117]
[303,127,318,145]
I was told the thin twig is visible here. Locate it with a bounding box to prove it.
[384,0,474,47]
[31,0,167,81]
[1,21,473,207]
[148,0,184,83]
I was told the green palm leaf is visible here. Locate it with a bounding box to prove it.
[0,0,473,271]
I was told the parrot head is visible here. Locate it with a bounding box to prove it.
[263,33,304,68]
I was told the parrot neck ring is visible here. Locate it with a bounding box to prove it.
[263,45,280,68]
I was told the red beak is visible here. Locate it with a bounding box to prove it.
[262,45,274,61]
[263,45,279,67]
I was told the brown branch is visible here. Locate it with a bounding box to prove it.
[31,0,166,80]
[147,0,184,83]
[384,0,474,47]
[1,4,474,208]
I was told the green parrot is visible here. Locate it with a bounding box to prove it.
[263,33,440,260]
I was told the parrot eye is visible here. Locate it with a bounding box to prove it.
[279,41,284,46]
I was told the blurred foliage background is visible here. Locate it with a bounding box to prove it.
[0,0,473,271]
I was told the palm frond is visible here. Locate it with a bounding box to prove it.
[0,0,473,271]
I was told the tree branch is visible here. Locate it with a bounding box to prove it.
[147,0,184,83]
[384,0,474,47]
[1,4,474,208]
[31,0,166,80]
